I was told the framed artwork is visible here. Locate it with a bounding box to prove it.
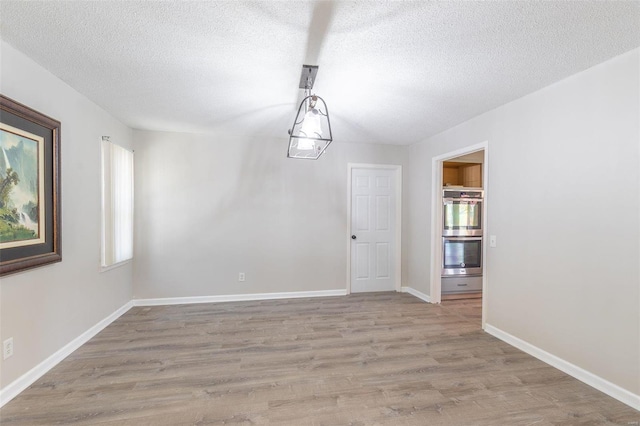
[0,95,61,276]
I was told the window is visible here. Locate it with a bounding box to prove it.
[101,137,134,267]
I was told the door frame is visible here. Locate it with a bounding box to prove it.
[430,142,489,328]
[347,163,403,294]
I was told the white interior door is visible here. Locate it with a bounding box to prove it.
[350,168,397,293]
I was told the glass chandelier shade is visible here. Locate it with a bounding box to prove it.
[287,94,333,160]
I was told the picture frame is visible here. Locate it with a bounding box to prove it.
[0,95,61,276]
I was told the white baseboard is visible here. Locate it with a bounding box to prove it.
[401,286,432,303]
[133,289,348,306]
[0,300,134,408]
[484,324,640,411]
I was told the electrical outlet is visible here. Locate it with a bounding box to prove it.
[238,272,245,282]
[3,337,13,360]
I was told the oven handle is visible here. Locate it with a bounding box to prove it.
[443,237,483,242]
[443,198,483,203]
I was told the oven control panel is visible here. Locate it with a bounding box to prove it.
[443,189,483,199]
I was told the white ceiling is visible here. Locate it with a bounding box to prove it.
[1,1,639,146]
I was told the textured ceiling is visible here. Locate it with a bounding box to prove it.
[1,1,639,145]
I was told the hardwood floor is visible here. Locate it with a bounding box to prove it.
[1,293,638,425]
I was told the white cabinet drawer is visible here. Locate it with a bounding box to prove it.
[442,276,482,294]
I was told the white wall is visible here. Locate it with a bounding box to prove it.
[133,130,407,298]
[406,49,640,394]
[0,41,133,388]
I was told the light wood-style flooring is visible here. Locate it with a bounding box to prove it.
[1,293,638,425]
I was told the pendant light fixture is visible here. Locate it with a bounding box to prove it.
[287,65,333,159]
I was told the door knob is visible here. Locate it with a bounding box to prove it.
[351,235,357,240]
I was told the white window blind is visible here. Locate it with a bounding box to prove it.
[101,138,134,267]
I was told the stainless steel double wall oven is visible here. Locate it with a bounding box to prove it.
[442,189,483,294]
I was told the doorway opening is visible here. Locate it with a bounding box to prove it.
[430,143,488,328]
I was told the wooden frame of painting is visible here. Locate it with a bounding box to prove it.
[0,95,61,276]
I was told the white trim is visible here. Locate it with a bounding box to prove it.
[346,163,403,294]
[429,156,443,303]
[346,165,352,295]
[401,286,432,303]
[0,300,134,408]
[481,147,489,328]
[485,324,640,411]
[99,258,132,273]
[133,289,348,307]
[395,168,403,293]
[429,142,489,329]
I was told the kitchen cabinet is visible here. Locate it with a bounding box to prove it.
[443,162,482,187]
